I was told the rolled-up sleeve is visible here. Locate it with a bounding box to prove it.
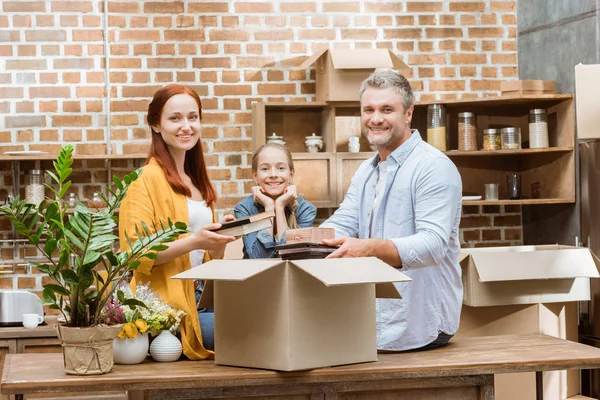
[392,157,462,270]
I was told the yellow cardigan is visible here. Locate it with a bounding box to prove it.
[118,158,214,360]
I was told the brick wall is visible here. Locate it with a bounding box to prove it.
[0,0,521,299]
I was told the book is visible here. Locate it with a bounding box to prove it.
[274,242,339,260]
[214,210,275,237]
[285,227,335,244]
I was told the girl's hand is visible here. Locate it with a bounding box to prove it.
[275,185,297,208]
[220,214,235,224]
[192,223,236,251]
[252,186,275,211]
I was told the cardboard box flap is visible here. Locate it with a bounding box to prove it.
[468,249,600,283]
[297,48,328,70]
[575,64,600,140]
[292,257,411,286]
[172,259,284,281]
[330,49,408,71]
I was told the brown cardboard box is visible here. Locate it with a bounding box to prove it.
[500,80,556,95]
[297,49,410,102]
[174,257,410,371]
[457,303,579,400]
[459,244,600,307]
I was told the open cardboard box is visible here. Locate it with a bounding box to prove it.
[298,49,410,102]
[458,244,600,400]
[459,244,600,307]
[174,257,410,371]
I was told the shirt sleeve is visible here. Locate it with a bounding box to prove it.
[391,157,462,270]
[118,173,156,275]
[320,166,361,238]
[233,201,276,259]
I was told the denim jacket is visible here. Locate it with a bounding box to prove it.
[233,195,317,259]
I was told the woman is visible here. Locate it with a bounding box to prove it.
[119,84,236,360]
[234,142,317,258]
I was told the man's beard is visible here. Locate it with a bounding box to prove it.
[362,125,403,149]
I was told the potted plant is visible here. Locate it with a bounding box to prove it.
[102,282,186,364]
[0,145,187,375]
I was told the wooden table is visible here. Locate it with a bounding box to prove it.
[3,334,600,400]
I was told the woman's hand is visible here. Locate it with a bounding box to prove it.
[192,223,237,251]
[252,186,275,211]
[275,185,297,209]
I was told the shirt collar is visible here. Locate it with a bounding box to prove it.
[370,129,422,168]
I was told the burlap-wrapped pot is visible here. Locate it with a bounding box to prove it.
[56,324,123,375]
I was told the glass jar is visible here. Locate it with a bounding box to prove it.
[67,193,77,209]
[427,104,447,151]
[25,170,45,206]
[482,129,501,150]
[458,112,477,151]
[91,192,104,208]
[501,127,522,150]
[528,108,549,148]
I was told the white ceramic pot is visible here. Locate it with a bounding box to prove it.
[266,132,286,146]
[305,133,323,153]
[113,332,149,365]
[348,137,360,153]
[149,330,182,362]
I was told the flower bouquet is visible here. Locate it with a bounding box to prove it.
[101,283,186,364]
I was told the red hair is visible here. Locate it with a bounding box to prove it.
[146,84,217,206]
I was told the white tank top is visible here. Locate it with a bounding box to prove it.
[186,198,213,267]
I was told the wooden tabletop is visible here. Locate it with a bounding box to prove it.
[3,334,600,395]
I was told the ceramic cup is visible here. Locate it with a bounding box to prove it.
[22,313,43,329]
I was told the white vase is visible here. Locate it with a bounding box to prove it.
[113,332,149,365]
[149,330,182,362]
[348,137,360,153]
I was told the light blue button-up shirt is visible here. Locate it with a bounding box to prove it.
[321,130,463,351]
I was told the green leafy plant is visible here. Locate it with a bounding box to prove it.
[0,145,187,327]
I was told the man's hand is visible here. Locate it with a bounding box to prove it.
[323,237,402,267]
[323,237,374,258]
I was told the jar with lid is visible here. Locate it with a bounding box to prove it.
[458,112,477,151]
[67,193,78,209]
[483,129,501,150]
[427,104,447,151]
[25,169,45,206]
[501,127,522,150]
[266,132,285,146]
[528,108,549,148]
[91,192,104,208]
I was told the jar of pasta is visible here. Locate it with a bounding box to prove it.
[458,112,477,151]
[501,127,522,150]
[482,129,501,150]
[427,104,447,151]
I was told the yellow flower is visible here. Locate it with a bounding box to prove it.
[118,329,126,339]
[123,322,139,338]
[135,319,148,333]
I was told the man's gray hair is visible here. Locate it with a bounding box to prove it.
[359,70,414,109]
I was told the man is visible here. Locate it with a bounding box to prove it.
[321,70,462,351]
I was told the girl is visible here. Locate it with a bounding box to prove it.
[119,84,236,359]
[234,142,317,258]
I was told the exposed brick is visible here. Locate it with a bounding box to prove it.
[5,59,47,70]
[419,15,436,25]
[52,1,92,12]
[298,29,336,40]
[54,58,95,69]
[5,116,45,128]
[122,85,161,98]
[111,58,142,69]
[482,229,501,241]
[460,216,491,228]
[258,84,296,95]
[493,214,521,227]
[237,56,275,68]
[3,1,46,12]
[426,28,463,38]
[281,2,316,12]
[254,30,293,41]
[462,205,480,215]
[491,53,517,64]
[491,1,515,12]
[25,30,66,42]
[365,2,403,12]
[503,228,522,240]
[323,2,360,12]
[52,116,92,127]
[429,80,465,91]
[144,1,184,13]
[450,2,485,12]
[470,79,501,91]
[450,53,487,64]
[408,54,445,65]
[120,30,160,41]
[460,14,477,25]
[384,28,421,40]
[406,2,443,12]
[468,27,504,38]
[481,13,497,24]
[209,29,249,41]
[164,30,205,41]
[72,30,104,42]
[440,14,456,25]
[29,86,70,98]
[341,29,377,40]
[192,57,231,68]
[214,85,252,96]
[463,230,481,241]
[461,41,476,51]
[234,2,273,13]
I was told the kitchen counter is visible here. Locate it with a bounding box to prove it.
[0,317,60,339]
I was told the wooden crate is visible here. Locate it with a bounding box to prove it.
[501,80,556,95]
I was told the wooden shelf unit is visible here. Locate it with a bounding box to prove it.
[251,94,576,208]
